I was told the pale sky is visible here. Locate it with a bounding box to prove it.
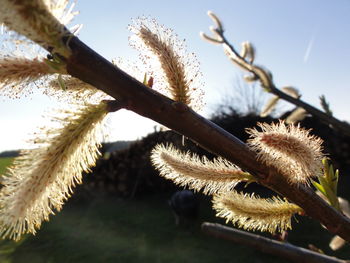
[0,0,349,152]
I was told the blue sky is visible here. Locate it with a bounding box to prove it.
[0,0,349,152]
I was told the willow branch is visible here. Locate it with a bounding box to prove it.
[202,222,348,263]
[104,100,127,113]
[216,28,350,137]
[64,36,350,242]
[272,87,350,136]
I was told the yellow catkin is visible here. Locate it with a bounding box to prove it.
[213,191,303,233]
[151,144,254,194]
[281,86,300,98]
[260,87,300,117]
[0,56,65,98]
[0,0,76,57]
[0,101,108,241]
[260,95,279,117]
[285,107,308,124]
[129,17,204,112]
[247,121,324,184]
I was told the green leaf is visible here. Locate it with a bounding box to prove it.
[319,95,333,116]
[318,176,339,210]
[323,160,339,197]
[322,158,329,174]
[312,180,326,196]
[142,73,147,85]
[333,169,339,196]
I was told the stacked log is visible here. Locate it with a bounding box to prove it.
[83,111,350,198]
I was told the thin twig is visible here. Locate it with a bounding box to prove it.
[202,15,350,137]
[202,222,349,263]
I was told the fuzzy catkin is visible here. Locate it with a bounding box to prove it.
[247,121,324,184]
[0,101,108,241]
[0,0,77,57]
[0,56,64,98]
[260,96,279,117]
[285,107,308,124]
[151,144,253,194]
[129,17,204,112]
[45,75,110,103]
[213,191,303,233]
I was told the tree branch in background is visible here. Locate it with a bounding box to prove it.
[200,11,350,137]
[202,222,349,263]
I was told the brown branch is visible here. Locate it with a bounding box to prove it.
[104,100,126,112]
[64,36,350,241]
[271,87,350,137]
[212,24,350,137]
[202,222,349,263]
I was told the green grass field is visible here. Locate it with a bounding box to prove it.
[0,157,13,175]
[0,193,284,263]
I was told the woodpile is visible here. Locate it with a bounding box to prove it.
[82,110,350,198]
